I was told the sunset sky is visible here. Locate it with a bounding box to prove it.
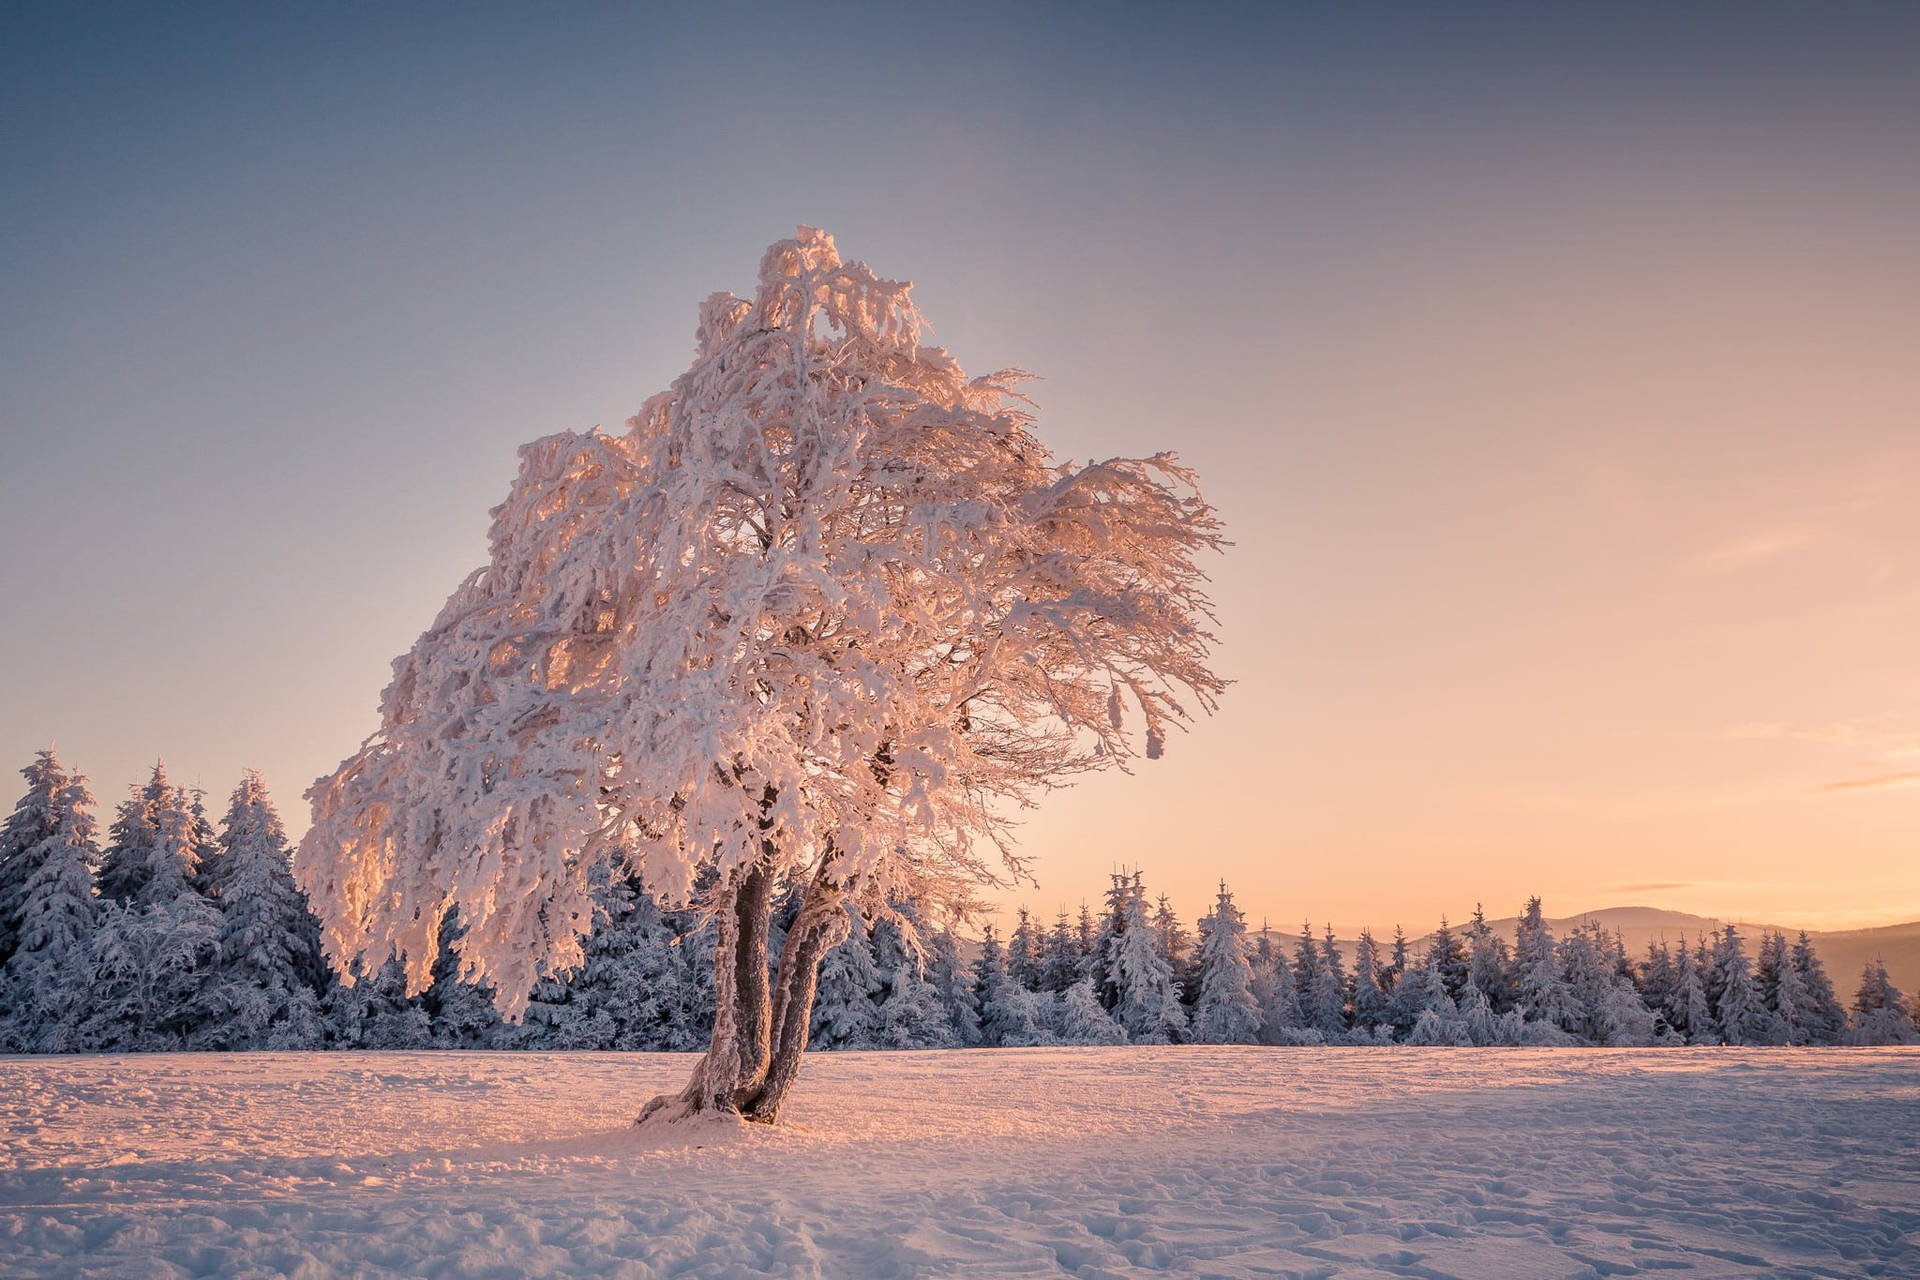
[4,4,1917,932]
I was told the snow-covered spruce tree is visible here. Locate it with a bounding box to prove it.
[0,759,99,1051]
[1041,910,1081,994]
[929,925,981,1047]
[1710,925,1770,1046]
[1791,931,1848,1046]
[1347,927,1389,1035]
[1057,977,1128,1045]
[1007,907,1044,992]
[296,230,1221,1121]
[1465,904,1515,1014]
[810,905,881,1049]
[78,773,222,1049]
[1191,882,1259,1044]
[1515,897,1578,1033]
[1311,925,1349,1040]
[1756,930,1806,1046]
[1109,886,1188,1043]
[1424,916,1470,1003]
[975,923,1050,1047]
[203,771,325,1049]
[1667,934,1717,1045]
[1847,959,1918,1045]
[0,750,85,968]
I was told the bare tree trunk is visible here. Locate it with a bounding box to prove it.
[740,869,848,1122]
[636,860,775,1123]
[639,854,849,1127]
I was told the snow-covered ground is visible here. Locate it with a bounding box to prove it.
[2,1048,1916,1278]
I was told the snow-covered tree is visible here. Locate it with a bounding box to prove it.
[297,230,1223,1122]
[810,906,881,1049]
[929,926,980,1047]
[1250,931,1300,1042]
[1424,916,1470,1004]
[0,750,88,967]
[1347,927,1389,1034]
[1710,925,1769,1046]
[1057,977,1128,1045]
[1006,908,1044,992]
[1465,904,1515,1014]
[1847,959,1918,1045]
[78,771,221,1049]
[1109,888,1187,1044]
[875,954,952,1049]
[1791,931,1848,1046]
[1310,925,1348,1039]
[1040,909,1081,994]
[1191,882,1259,1044]
[0,759,99,1051]
[1666,934,1716,1045]
[1756,931,1807,1046]
[1514,898,1578,1032]
[203,771,324,1049]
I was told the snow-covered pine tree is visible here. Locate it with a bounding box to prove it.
[1110,888,1187,1044]
[1637,939,1677,1031]
[1074,904,1098,983]
[929,926,980,1047]
[1791,931,1848,1045]
[1348,927,1389,1034]
[810,905,881,1050]
[96,763,174,906]
[1711,925,1770,1046]
[1382,927,1430,1038]
[876,960,953,1048]
[187,786,223,901]
[1405,952,1468,1045]
[1250,930,1300,1042]
[0,750,85,968]
[204,771,324,1049]
[1666,934,1716,1044]
[1515,897,1578,1032]
[297,230,1224,1123]
[1152,893,1195,1004]
[1093,872,1136,1012]
[425,909,503,1046]
[1041,909,1081,994]
[1311,925,1348,1040]
[1191,882,1259,1044]
[1755,930,1807,1046]
[1466,904,1516,1013]
[0,760,99,1051]
[78,775,221,1049]
[1057,977,1128,1045]
[1290,919,1321,1017]
[1425,916,1470,1003]
[1847,959,1918,1045]
[327,955,434,1048]
[1007,908,1044,992]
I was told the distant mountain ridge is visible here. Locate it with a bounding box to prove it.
[1253,907,1920,999]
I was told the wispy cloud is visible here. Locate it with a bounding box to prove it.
[1613,882,1693,892]
[1821,772,1920,794]
[1683,525,1828,576]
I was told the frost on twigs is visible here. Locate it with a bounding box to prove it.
[296,229,1225,1053]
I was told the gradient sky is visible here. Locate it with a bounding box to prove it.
[5,3,1918,933]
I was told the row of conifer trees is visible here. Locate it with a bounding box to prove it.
[1,750,1913,1053]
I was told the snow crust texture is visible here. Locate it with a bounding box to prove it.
[2,1048,1916,1278]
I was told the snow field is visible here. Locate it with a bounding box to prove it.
[1,1047,1916,1278]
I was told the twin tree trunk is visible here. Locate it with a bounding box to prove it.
[637,855,849,1126]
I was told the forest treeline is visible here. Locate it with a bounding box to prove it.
[2,750,1915,1053]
